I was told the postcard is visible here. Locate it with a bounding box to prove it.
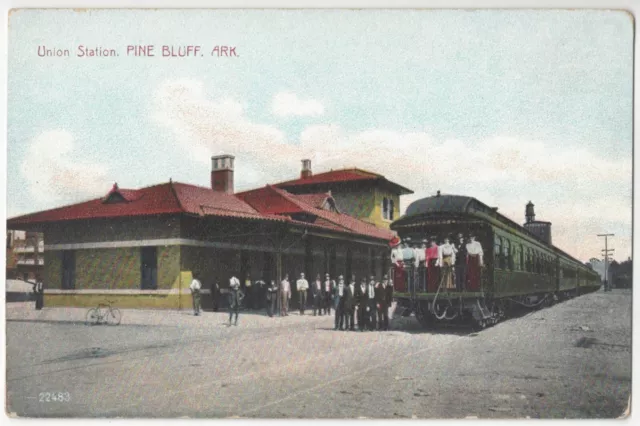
[5,8,632,419]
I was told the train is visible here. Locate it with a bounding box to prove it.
[389,194,601,330]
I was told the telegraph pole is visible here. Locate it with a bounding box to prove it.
[597,233,615,291]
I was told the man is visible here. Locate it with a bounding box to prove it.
[415,240,427,292]
[281,274,291,316]
[296,272,309,315]
[312,274,324,316]
[345,276,356,331]
[33,275,44,311]
[375,275,389,330]
[210,281,220,312]
[228,275,241,325]
[356,277,368,331]
[333,276,347,330]
[266,279,278,317]
[367,276,377,331]
[190,271,202,316]
[244,273,253,310]
[385,275,394,329]
[323,273,335,315]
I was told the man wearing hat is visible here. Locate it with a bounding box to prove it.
[333,275,347,330]
[323,273,335,315]
[356,277,368,331]
[415,240,427,292]
[366,276,377,331]
[402,238,416,294]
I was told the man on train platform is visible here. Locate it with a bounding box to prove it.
[345,275,356,330]
[189,271,202,316]
[356,277,368,331]
[323,273,335,315]
[333,275,347,330]
[312,273,324,316]
[376,274,391,330]
[367,276,377,331]
[228,275,241,326]
[296,272,309,315]
[280,274,291,316]
[266,279,278,317]
[385,275,394,328]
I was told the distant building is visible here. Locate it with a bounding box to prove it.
[6,230,43,280]
[7,155,410,309]
[523,201,552,245]
[275,159,414,229]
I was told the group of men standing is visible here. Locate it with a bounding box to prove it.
[287,272,394,331]
[189,270,395,331]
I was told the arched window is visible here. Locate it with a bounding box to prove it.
[519,245,524,271]
[494,235,502,269]
[503,239,511,270]
[526,248,532,272]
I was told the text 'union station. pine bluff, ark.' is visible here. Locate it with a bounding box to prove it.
[7,156,413,309]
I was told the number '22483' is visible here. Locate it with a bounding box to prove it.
[39,392,70,402]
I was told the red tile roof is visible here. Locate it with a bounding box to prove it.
[7,181,393,241]
[238,185,394,241]
[275,168,413,195]
[7,182,273,227]
[292,192,333,210]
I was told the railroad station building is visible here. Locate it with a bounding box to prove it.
[7,156,413,309]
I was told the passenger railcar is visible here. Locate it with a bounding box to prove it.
[390,194,601,330]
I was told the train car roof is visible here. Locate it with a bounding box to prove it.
[396,194,596,273]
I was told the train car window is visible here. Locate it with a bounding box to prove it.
[494,235,502,269]
[503,239,511,270]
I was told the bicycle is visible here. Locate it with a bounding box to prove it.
[85,300,122,326]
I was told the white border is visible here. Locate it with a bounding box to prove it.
[2,2,637,426]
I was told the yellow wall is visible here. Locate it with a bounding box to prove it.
[158,245,181,290]
[76,247,140,289]
[367,189,400,229]
[44,251,62,289]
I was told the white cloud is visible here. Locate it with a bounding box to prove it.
[20,130,108,203]
[153,79,631,261]
[271,92,325,117]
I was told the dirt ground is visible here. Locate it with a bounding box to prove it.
[5,288,631,418]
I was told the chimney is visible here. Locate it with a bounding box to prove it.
[301,159,312,179]
[211,154,235,194]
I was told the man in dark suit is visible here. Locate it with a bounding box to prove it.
[356,277,368,331]
[367,276,377,331]
[384,275,394,330]
[375,276,387,330]
[344,275,356,331]
[333,275,347,330]
[311,274,324,316]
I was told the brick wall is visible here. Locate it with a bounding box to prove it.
[76,247,140,289]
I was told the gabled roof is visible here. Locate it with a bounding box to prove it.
[293,192,336,211]
[6,181,278,228]
[275,168,413,195]
[237,185,394,241]
[7,181,393,242]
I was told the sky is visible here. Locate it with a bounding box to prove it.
[7,9,633,262]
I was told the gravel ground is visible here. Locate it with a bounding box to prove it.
[5,289,631,418]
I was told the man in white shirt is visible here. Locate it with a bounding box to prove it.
[280,274,291,316]
[296,273,309,315]
[189,271,202,316]
[334,276,346,330]
[323,273,335,315]
[228,275,241,325]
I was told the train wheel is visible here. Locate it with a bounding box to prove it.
[472,318,487,331]
[415,301,433,329]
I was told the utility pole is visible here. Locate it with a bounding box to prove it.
[597,233,615,291]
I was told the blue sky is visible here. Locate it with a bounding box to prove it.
[7,9,633,261]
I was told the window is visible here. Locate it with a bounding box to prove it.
[389,199,395,221]
[494,235,503,269]
[503,239,511,270]
[140,246,158,290]
[382,198,389,220]
[61,250,76,289]
[519,245,524,271]
[526,248,532,272]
